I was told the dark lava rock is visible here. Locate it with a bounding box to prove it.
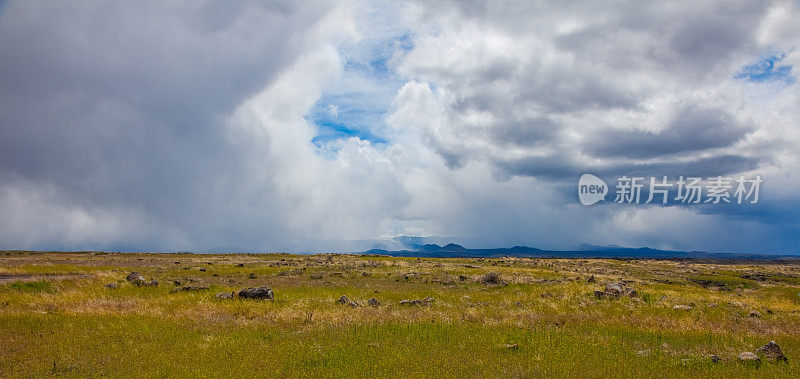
[238,286,274,300]
[707,354,722,363]
[104,283,118,289]
[756,341,788,363]
[336,295,359,307]
[367,298,380,306]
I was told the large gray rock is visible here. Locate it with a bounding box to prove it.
[238,286,274,300]
[605,283,625,295]
[756,341,788,362]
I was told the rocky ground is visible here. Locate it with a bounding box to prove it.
[1,251,799,377]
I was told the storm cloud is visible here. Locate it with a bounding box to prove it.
[0,0,798,253]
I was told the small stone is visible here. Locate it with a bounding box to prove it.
[707,354,721,363]
[587,275,596,283]
[336,295,352,305]
[170,285,209,293]
[367,298,380,306]
[673,304,693,310]
[248,273,257,279]
[749,310,761,318]
[104,283,118,289]
[505,343,519,350]
[199,268,206,272]
[756,341,788,363]
[738,351,760,363]
[235,263,244,267]
[400,297,434,306]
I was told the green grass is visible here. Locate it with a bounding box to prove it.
[9,280,52,293]
[2,314,798,378]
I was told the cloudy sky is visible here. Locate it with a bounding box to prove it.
[0,0,798,253]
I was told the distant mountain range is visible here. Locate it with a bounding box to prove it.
[362,243,799,260]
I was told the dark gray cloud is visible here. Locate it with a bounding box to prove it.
[0,0,335,250]
[587,105,754,159]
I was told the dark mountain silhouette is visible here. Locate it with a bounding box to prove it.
[363,243,797,260]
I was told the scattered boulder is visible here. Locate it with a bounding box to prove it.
[400,297,434,306]
[594,283,637,299]
[215,291,234,299]
[104,283,118,289]
[336,295,358,307]
[479,272,504,285]
[749,310,761,318]
[144,280,158,287]
[707,354,722,363]
[126,272,145,285]
[170,285,209,293]
[587,275,596,283]
[756,341,788,363]
[738,352,760,364]
[238,286,274,300]
[605,283,625,295]
[367,298,380,307]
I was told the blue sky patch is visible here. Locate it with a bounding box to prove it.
[305,6,413,152]
[735,53,795,84]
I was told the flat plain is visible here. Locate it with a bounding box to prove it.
[1,251,799,377]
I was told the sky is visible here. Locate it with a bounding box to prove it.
[0,0,798,254]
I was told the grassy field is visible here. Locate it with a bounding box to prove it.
[1,251,799,377]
